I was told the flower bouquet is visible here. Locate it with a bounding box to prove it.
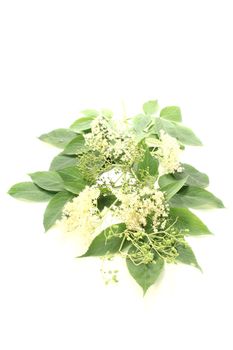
[8,100,224,294]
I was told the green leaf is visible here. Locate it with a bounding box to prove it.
[49,154,78,171]
[132,114,152,133]
[158,174,180,188]
[80,223,127,257]
[38,128,77,148]
[70,116,96,132]
[158,165,209,190]
[170,208,212,235]
[43,191,74,231]
[8,182,54,202]
[160,106,182,122]
[58,166,86,194]
[97,194,117,211]
[155,118,202,146]
[143,100,159,115]
[176,243,202,271]
[160,177,188,200]
[29,171,64,192]
[174,164,209,188]
[81,109,99,117]
[169,186,224,209]
[136,147,159,179]
[62,135,86,155]
[126,247,164,295]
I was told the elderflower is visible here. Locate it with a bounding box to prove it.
[85,115,142,167]
[59,186,101,246]
[113,185,169,233]
[85,115,115,155]
[153,131,183,174]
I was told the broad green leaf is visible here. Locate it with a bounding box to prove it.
[49,154,78,171]
[62,135,86,155]
[8,182,54,202]
[127,247,164,295]
[132,114,152,133]
[70,116,96,132]
[58,166,86,194]
[159,165,209,189]
[169,186,224,209]
[38,128,77,148]
[29,171,64,192]
[81,109,99,117]
[158,174,179,188]
[155,118,202,146]
[154,117,174,135]
[80,223,127,257]
[160,106,182,122]
[43,191,74,231]
[97,194,117,211]
[136,148,159,179]
[176,243,202,271]
[170,208,212,235]
[143,100,159,115]
[160,177,188,200]
[174,164,209,188]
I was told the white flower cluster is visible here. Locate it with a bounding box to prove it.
[59,186,101,245]
[85,116,113,154]
[113,186,169,233]
[85,116,140,165]
[153,131,183,174]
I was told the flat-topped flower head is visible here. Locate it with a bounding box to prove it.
[59,186,101,245]
[113,185,169,233]
[85,115,142,168]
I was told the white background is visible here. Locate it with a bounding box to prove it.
[0,1,232,349]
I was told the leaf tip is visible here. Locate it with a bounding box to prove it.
[7,185,17,197]
[76,253,86,258]
[142,287,149,296]
[192,262,203,273]
[43,220,51,232]
[7,188,13,196]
